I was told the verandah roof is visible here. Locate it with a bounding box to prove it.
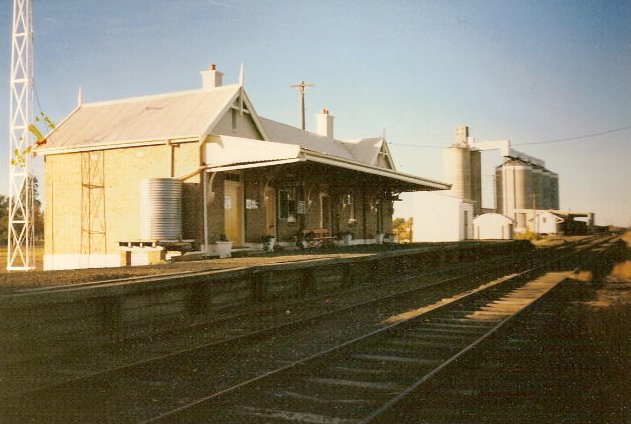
[203,135,450,192]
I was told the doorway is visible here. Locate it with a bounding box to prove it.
[224,176,243,245]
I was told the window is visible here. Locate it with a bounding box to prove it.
[278,188,297,221]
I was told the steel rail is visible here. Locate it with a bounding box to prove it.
[5,246,530,402]
[141,235,613,423]
[362,234,620,422]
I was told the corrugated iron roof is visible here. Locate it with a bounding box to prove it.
[35,82,448,191]
[41,85,241,149]
[202,135,450,191]
[341,137,385,167]
[205,135,301,167]
[258,117,356,162]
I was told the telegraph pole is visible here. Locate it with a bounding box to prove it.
[7,0,35,270]
[290,80,314,130]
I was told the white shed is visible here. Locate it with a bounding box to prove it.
[532,210,564,234]
[409,192,474,242]
[474,213,514,240]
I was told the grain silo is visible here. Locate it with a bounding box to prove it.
[443,146,472,201]
[470,149,482,215]
[500,159,532,211]
[531,166,544,209]
[541,169,553,209]
[495,164,504,214]
[140,178,183,240]
[549,171,560,209]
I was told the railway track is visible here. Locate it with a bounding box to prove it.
[141,235,616,424]
[0,243,540,396]
[0,235,614,423]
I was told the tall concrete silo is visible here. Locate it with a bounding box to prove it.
[443,146,472,201]
[470,149,482,215]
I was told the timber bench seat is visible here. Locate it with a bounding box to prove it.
[302,228,336,248]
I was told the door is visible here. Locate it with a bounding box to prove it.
[224,179,243,245]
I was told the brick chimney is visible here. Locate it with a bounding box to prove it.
[316,108,334,138]
[200,64,223,89]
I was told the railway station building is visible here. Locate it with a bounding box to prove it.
[36,66,449,270]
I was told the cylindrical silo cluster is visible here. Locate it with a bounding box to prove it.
[140,178,183,240]
[495,159,559,220]
[442,125,559,226]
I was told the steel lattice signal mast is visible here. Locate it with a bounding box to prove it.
[7,0,35,270]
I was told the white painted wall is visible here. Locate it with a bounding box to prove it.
[409,192,474,242]
[474,213,514,239]
[532,211,564,234]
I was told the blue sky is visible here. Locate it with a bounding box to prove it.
[1,0,630,226]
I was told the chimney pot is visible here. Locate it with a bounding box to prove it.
[316,108,334,139]
[201,64,223,89]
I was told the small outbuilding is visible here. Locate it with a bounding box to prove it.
[531,210,565,234]
[411,192,474,242]
[473,213,514,240]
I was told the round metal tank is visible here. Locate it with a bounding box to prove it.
[140,178,182,240]
[443,146,471,201]
[469,149,482,215]
[531,166,544,209]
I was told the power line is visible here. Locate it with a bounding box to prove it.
[388,124,631,149]
[513,124,631,146]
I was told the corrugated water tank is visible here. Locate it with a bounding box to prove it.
[140,178,182,240]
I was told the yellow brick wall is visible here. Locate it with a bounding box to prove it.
[44,154,83,255]
[45,142,203,257]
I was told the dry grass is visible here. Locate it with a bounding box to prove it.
[574,233,631,421]
[0,245,44,273]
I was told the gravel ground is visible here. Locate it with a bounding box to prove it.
[0,245,388,292]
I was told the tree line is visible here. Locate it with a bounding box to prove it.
[0,178,44,245]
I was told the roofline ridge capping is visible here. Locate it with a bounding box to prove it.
[81,84,242,109]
